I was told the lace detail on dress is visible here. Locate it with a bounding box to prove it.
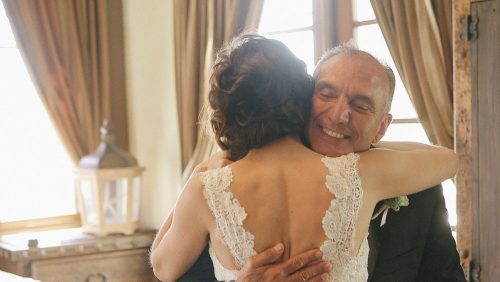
[201,167,257,274]
[320,153,369,281]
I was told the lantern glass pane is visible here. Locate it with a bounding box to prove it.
[132,176,142,221]
[103,178,128,224]
[80,179,98,225]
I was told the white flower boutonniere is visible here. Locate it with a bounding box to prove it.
[372,196,410,227]
[383,195,409,212]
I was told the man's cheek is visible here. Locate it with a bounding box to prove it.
[311,102,328,117]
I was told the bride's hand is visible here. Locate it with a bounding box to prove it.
[236,243,331,282]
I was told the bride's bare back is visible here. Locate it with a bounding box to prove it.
[206,136,375,275]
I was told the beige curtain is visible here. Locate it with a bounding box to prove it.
[3,0,128,163]
[371,0,453,148]
[174,0,264,182]
[313,0,337,62]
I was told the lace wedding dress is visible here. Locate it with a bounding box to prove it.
[200,153,369,282]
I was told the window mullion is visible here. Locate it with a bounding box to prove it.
[391,118,420,124]
[353,19,377,27]
[264,26,313,36]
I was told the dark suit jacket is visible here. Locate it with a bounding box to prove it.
[177,185,465,282]
[367,185,465,282]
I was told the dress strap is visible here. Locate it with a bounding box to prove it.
[319,153,368,280]
[321,153,361,197]
[200,167,257,268]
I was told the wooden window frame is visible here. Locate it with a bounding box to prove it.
[0,215,81,236]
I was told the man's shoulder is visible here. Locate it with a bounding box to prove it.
[398,185,443,214]
[388,185,444,217]
[368,185,464,282]
[369,184,447,252]
[406,184,443,202]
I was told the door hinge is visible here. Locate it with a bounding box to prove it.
[470,260,481,282]
[463,259,481,282]
[460,15,479,41]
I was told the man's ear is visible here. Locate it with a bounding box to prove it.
[372,113,392,144]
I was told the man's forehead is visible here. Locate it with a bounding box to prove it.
[319,53,385,76]
[317,55,387,90]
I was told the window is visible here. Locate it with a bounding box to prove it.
[258,0,315,74]
[352,0,457,232]
[0,2,77,232]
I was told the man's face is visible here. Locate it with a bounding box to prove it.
[307,53,393,157]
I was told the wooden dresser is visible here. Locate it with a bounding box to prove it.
[0,228,158,282]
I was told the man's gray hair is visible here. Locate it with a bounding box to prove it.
[313,41,396,113]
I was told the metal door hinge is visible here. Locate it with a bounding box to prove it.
[460,15,479,41]
[466,260,481,282]
[463,259,481,282]
[471,261,481,282]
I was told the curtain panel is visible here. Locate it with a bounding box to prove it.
[173,0,264,182]
[2,0,128,163]
[313,0,336,63]
[370,0,454,149]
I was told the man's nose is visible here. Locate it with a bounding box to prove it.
[329,100,350,124]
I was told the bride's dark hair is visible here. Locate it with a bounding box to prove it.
[209,34,313,160]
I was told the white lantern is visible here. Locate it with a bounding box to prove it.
[74,121,145,236]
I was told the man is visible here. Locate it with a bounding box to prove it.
[302,46,465,282]
[154,44,465,281]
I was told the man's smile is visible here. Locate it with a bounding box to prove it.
[321,127,348,139]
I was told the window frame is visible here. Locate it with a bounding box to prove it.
[258,0,316,72]
[0,6,81,235]
[0,215,81,235]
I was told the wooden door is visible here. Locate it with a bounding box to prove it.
[455,0,500,281]
[471,1,500,281]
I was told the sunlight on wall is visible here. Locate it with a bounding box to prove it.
[122,0,181,229]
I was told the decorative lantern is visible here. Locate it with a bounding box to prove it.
[74,121,145,236]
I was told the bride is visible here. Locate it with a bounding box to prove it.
[150,34,457,281]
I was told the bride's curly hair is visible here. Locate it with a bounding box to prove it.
[209,34,313,161]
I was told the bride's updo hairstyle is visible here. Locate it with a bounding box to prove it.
[209,34,313,161]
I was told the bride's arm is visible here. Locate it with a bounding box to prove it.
[151,151,232,252]
[150,174,210,282]
[151,210,174,251]
[359,141,458,201]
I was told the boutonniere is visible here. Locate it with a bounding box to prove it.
[371,196,409,227]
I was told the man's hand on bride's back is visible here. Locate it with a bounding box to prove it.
[194,151,232,173]
[236,243,331,282]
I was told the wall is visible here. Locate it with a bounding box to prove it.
[122,0,181,229]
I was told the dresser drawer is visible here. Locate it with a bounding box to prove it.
[31,249,156,282]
